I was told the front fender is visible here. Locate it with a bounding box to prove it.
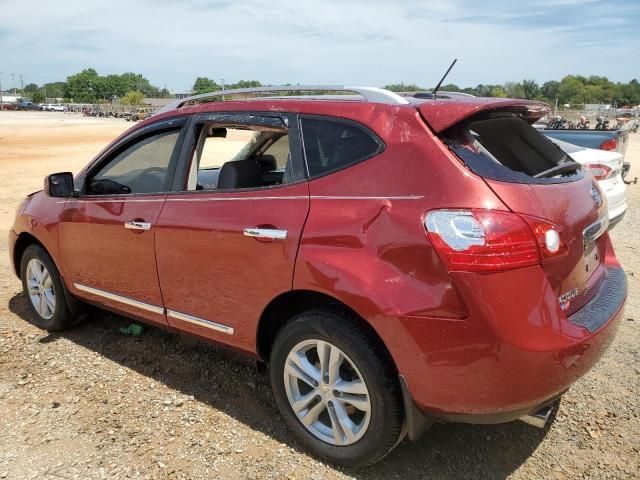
[12,192,67,280]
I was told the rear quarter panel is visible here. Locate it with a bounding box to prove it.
[293,106,508,359]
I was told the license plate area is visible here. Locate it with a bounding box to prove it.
[584,240,601,278]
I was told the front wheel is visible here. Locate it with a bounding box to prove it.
[269,310,404,467]
[20,245,82,331]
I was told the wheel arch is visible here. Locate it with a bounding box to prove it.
[12,232,46,277]
[256,289,398,373]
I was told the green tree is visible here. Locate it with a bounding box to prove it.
[121,90,145,106]
[31,90,46,103]
[41,82,65,99]
[540,81,560,102]
[489,86,507,97]
[64,68,100,102]
[557,76,586,104]
[439,83,461,92]
[504,82,526,99]
[383,83,425,92]
[522,79,539,100]
[119,72,159,97]
[24,83,39,94]
[192,77,219,94]
[232,80,262,89]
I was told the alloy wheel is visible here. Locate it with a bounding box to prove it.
[26,258,56,320]
[283,339,371,446]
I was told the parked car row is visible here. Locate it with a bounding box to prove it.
[10,86,628,467]
[11,101,68,111]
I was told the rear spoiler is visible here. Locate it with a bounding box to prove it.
[417,99,550,133]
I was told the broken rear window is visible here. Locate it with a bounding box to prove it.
[444,114,583,184]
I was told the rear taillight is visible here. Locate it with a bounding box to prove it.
[520,214,569,262]
[583,163,613,180]
[600,138,617,151]
[425,210,567,272]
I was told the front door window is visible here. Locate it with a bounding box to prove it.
[87,129,180,195]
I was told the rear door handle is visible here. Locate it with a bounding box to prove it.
[124,220,152,231]
[243,228,287,240]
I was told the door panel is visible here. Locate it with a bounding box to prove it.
[58,120,186,325]
[60,196,168,324]
[155,183,309,352]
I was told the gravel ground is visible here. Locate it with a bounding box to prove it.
[0,112,639,479]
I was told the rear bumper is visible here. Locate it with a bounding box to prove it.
[387,263,626,424]
[608,207,626,229]
[599,175,627,226]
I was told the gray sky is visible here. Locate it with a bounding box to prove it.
[1,0,638,92]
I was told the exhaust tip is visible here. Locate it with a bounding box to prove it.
[519,405,553,429]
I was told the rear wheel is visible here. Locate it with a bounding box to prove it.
[20,245,81,331]
[269,310,404,467]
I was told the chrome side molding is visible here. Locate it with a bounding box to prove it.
[73,284,235,335]
[74,283,164,315]
[167,309,235,335]
[243,228,287,240]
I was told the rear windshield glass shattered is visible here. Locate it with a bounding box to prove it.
[444,114,582,184]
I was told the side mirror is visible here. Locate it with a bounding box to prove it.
[44,172,75,197]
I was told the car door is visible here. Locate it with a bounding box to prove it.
[155,112,309,352]
[59,117,187,325]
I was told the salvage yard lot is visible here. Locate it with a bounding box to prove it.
[0,111,639,480]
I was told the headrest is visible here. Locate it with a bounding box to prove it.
[217,159,263,190]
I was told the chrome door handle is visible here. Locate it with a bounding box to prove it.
[124,220,151,231]
[243,228,287,240]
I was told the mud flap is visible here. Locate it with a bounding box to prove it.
[399,374,433,441]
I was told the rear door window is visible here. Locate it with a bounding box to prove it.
[300,116,383,177]
[445,114,583,184]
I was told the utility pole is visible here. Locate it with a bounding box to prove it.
[0,72,3,110]
[11,73,16,95]
[221,78,225,101]
[20,74,24,98]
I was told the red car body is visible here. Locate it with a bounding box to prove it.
[9,93,626,432]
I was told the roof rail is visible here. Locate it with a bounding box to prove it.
[156,85,409,114]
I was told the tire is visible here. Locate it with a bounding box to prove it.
[269,310,404,467]
[20,245,81,331]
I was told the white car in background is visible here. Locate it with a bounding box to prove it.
[47,103,67,112]
[548,137,627,228]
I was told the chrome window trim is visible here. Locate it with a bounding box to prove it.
[74,283,164,315]
[166,309,235,335]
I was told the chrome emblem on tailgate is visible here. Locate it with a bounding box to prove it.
[558,288,579,311]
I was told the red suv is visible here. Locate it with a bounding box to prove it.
[9,87,627,466]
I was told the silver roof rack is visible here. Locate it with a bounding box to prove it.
[156,85,409,115]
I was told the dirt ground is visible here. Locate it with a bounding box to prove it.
[0,111,639,480]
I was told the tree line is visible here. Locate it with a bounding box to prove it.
[384,75,640,107]
[21,70,263,104]
[16,69,640,107]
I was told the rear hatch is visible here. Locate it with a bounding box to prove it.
[419,101,609,315]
